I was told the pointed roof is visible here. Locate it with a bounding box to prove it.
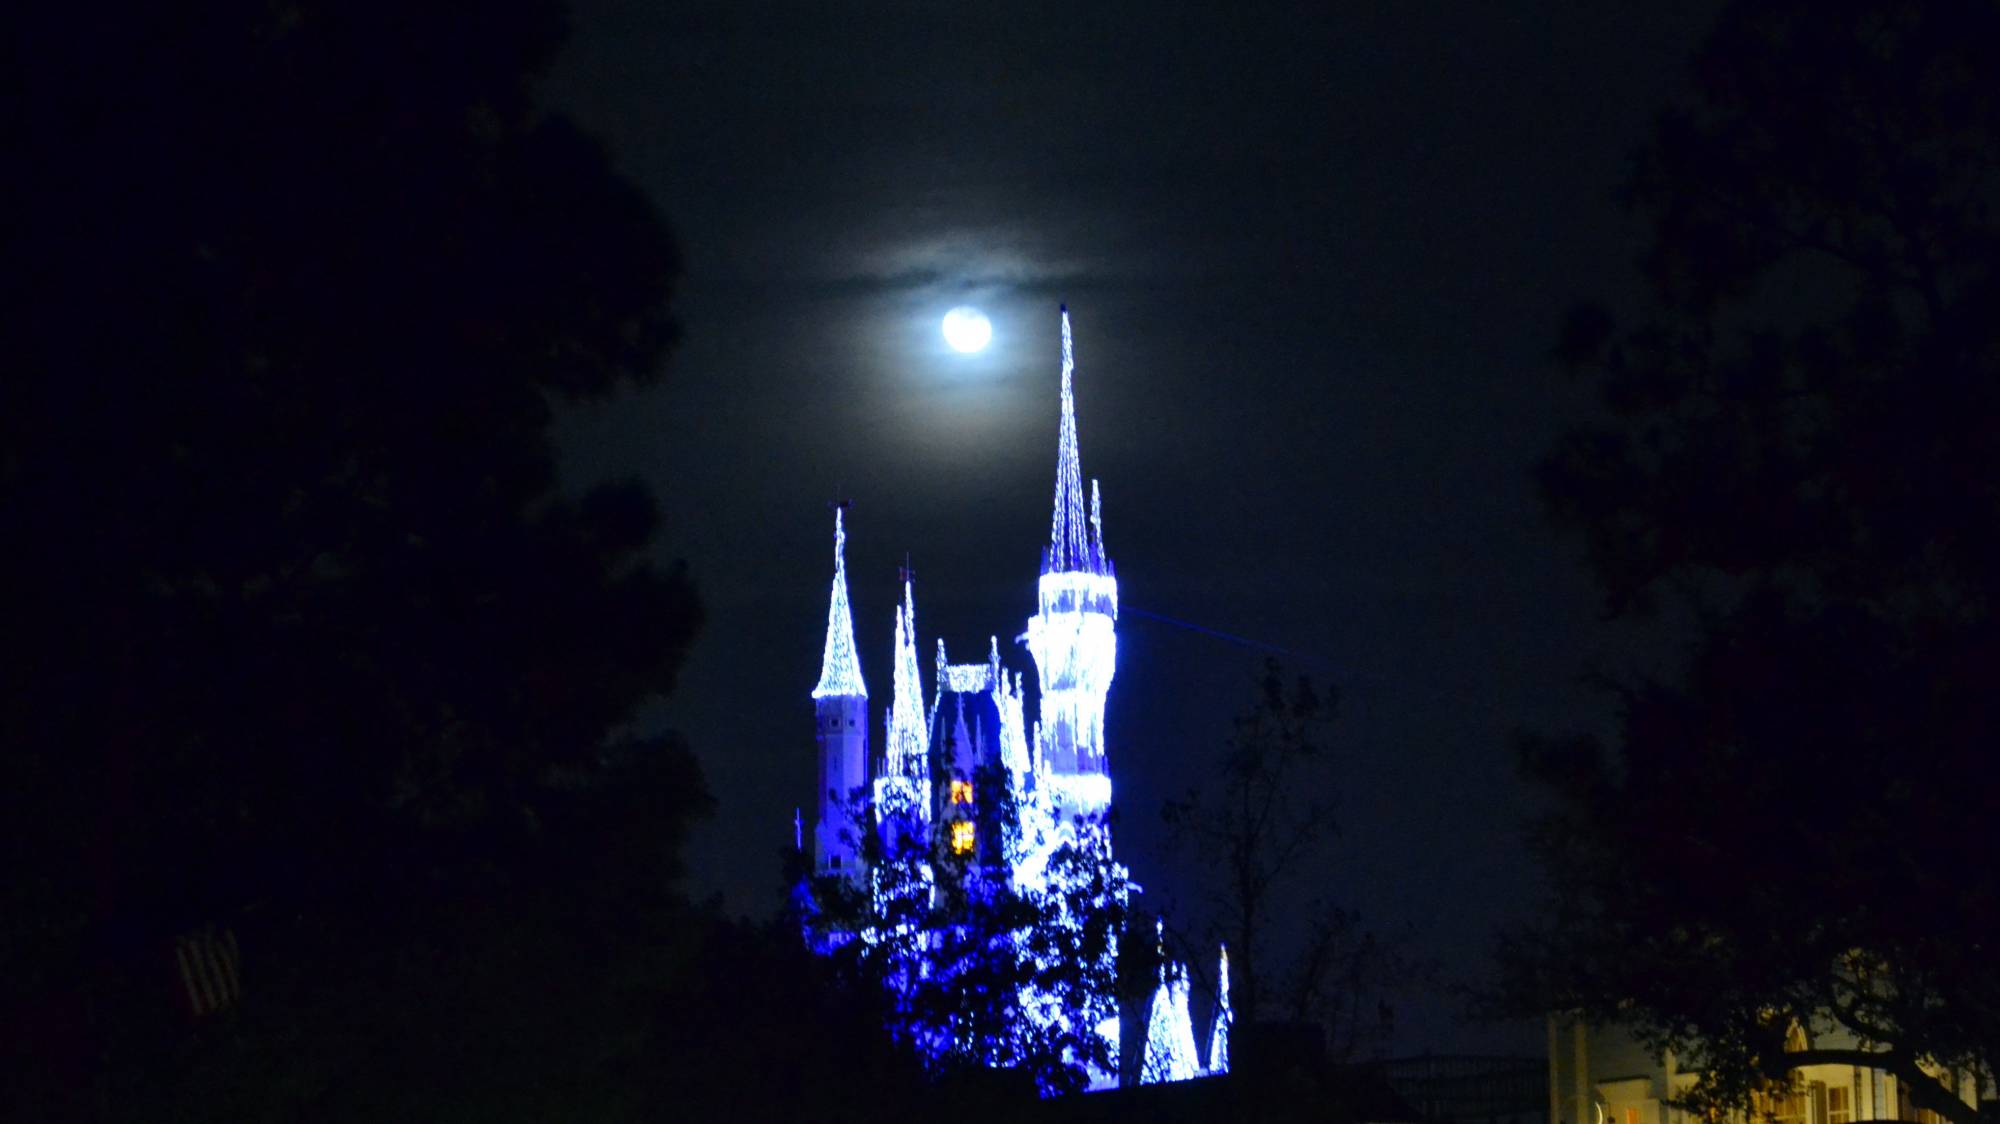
[1140,971,1203,1084]
[812,507,867,699]
[1046,306,1111,576]
[1142,922,1205,1084]
[1207,943,1232,1074]
[884,576,930,785]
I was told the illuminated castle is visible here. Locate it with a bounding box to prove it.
[806,307,1227,1090]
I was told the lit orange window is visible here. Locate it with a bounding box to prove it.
[950,821,976,854]
[949,780,974,805]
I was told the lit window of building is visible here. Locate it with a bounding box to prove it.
[1752,1085,1809,1124]
[950,779,974,805]
[951,820,976,854]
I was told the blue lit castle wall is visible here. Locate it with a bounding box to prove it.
[930,638,1028,869]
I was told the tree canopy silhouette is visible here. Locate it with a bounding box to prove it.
[3,1,705,1113]
[1163,659,1410,1061]
[1502,2,2000,1121]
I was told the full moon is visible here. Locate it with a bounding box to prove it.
[941,306,992,353]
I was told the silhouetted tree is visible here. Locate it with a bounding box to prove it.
[3,1,706,1116]
[1502,3,2000,1121]
[1164,659,1406,1060]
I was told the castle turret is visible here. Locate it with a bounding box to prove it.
[1207,944,1232,1075]
[811,507,869,878]
[1142,923,1206,1085]
[876,573,930,854]
[1024,306,1118,824]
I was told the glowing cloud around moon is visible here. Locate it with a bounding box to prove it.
[942,306,992,353]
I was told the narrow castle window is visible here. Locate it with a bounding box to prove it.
[950,821,976,854]
[949,779,974,805]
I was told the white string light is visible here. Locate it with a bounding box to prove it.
[811,508,868,699]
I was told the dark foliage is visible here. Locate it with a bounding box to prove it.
[1,1,721,1116]
[801,765,1129,1097]
[1502,2,2000,1120]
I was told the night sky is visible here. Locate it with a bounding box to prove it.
[541,2,1720,1053]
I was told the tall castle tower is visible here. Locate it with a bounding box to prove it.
[811,506,869,877]
[1024,306,1118,825]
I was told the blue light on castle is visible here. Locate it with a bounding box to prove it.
[805,308,1228,1092]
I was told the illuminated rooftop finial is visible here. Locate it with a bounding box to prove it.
[811,505,867,699]
[1046,306,1107,575]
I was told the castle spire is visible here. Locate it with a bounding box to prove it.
[1208,943,1232,1075]
[1142,921,1204,1084]
[1046,305,1100,575]
[884,573,930,787]
[811,505,866,699]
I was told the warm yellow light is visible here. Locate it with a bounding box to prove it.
[949,779,974,805]
[950,821,976,854]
